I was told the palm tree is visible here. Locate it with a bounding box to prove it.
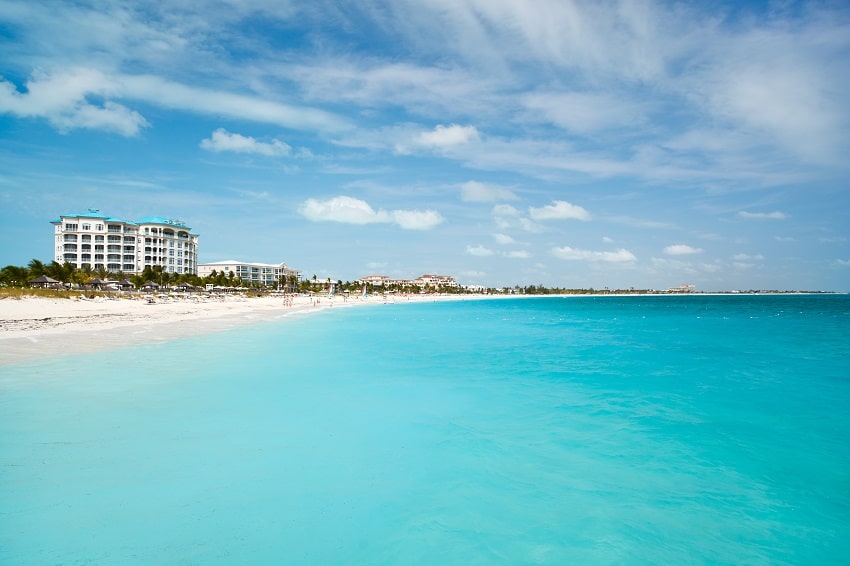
[1,264,29,287]
[45,261,66,282]
[27,259,46,279]
[71,264,91,286]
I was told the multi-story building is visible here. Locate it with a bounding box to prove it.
[359,275,391,286]
[358,274,459,290]
[414,274,459,289]
[51,208,199,275]
[197,260,302,288]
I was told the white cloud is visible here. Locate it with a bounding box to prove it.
[299,196,388,225]
[551,246,637,262]
[405,124,480,153]
[492,204,520,217]
[732,253,765,261]
[420,124,480,146]
[602,236,613,243]
[664,244,703,256]
[607,215,675,229]
[835,259,850,267]
[504,250,531,259]
[699,29,849,165]
[529,200,591,221]
[200,128,291,156]
[0,67,351,135]
[298,196,443,230]
[392,209,444,230]
[466,245,494,257]
[523,91,644,133]
[459,180,517,202]
[493,233,515,245]
[461,270,487,278]
[738,211,788,220]
[0,68,148,136]
[119,74,347,132]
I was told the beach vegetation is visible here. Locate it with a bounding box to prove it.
[2,258,667,298]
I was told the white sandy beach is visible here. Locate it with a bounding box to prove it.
[0,293,474,365]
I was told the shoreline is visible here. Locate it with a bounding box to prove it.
[2,291,837,366]
[0,293,481,366]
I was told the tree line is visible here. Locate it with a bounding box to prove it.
[1,259,651,295]
[0,260,468,294]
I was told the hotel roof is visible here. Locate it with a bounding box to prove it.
[52,209,196,233]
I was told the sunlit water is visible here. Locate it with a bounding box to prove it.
[2,295,849,563]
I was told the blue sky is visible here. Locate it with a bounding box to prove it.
[1,0,848,291]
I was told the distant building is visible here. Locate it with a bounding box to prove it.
[51,208,199,275]
[415,274,458,289]
[668,283,696,293]
[358,273,459,290]
[359,275,390,286]
[198,260,301,288]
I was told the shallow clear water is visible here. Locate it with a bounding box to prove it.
[2,295,849,563]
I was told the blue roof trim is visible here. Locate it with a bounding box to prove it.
[136,216,191,229]
[54,209,192,229]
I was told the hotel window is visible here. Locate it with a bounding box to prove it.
[65,223,78,231]
[96,224,103,231]
[95,235,104,242]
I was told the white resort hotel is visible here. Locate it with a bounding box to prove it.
[197,260,302,288]
[52,209,199,275]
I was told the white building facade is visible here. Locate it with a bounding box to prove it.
[414,274,459,289]
[197,260,302,288]
[51,209,199,275]
[358,274,459,290]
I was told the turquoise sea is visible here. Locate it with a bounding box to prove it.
[2,294,849,564]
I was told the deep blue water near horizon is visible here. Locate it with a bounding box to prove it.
[2,294,849,564]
